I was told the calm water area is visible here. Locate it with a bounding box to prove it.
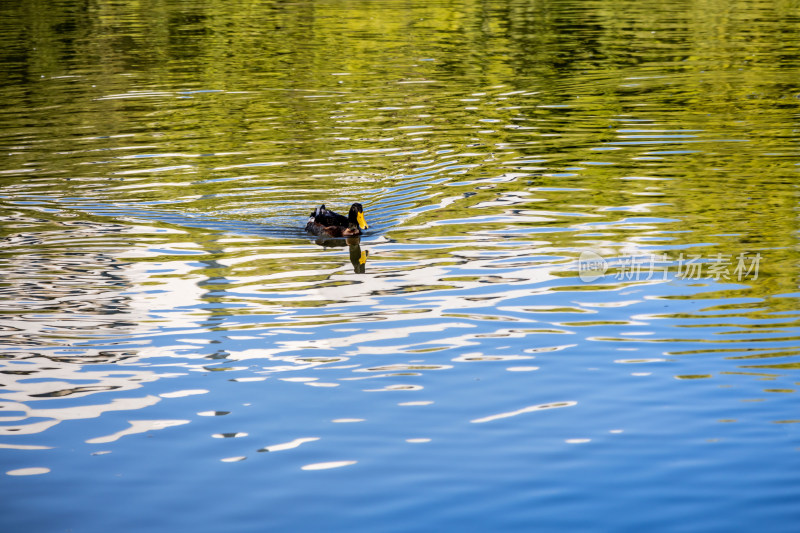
[2,0,800,531]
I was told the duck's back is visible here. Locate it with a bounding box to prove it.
[310,205,349,227]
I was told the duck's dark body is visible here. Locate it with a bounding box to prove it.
[305,203,368,237]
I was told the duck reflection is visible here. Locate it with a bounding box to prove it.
[314,235,368,273]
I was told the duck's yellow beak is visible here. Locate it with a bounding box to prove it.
[357,211,368,230]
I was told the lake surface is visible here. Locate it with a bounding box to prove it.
[2,0,800,531]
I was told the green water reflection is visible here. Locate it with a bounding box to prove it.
[0,1,797,370]
[1,0,799,345]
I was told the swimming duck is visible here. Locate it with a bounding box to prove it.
[305,203,368,237]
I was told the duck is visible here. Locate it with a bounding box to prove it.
[305,203,368,237]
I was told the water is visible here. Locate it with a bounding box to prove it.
[2,0,800,531]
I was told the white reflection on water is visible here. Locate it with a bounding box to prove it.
[301,460,357,471]
[259,437,320,453]
[471,401,577,424]
[0,214,734,446]
[0,395,162,437]
[86,419,191,444]
[0,443,53,450]
[0,205,791,455]
[5,467,50,476]
[160,389,209,398]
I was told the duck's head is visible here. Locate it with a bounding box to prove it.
[348,203,368,230]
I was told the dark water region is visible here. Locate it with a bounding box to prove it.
[2,0,800,531]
